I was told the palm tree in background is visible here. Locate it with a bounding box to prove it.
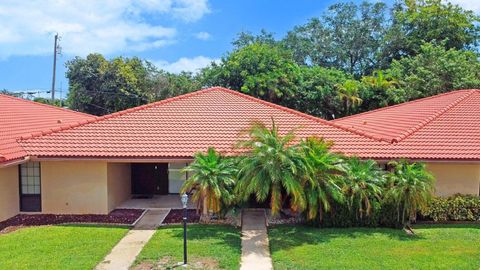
[181,147,237,222]
[340,157,385,220]
[235,120,308,215]
[336,79,362,116]
[299,136,344,222]
[386,160,435,229]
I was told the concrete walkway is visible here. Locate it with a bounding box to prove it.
[240,209,273,270]
[95,209,170,270]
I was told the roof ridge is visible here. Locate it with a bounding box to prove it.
[213,87,388,143]
[18,87,221,142]
[0,93,95,118]
[391,89,477,143]
[332,89,475,123]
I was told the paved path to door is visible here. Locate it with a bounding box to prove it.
[240,209,273,270]
[95,209,170,270]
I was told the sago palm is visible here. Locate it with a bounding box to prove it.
[181,147,237,221]
[340,157,385,220]
[236,120,308,216]
[299,136,344,221]
[386,160,435,228]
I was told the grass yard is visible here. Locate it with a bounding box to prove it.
[269,224,480,270]
[135,224,241,270]
[0,224,129,270]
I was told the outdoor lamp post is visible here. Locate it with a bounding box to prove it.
[181,193,189,265]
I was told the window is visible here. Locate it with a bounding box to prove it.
[168,163,188,193]
[19,162,41,212]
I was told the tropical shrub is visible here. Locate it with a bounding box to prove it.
[181,147,238,221]
[421,195,480,222]
[319,200,401,228]
[339,158,386,220]
[299,137,344,222]
[235,121,308,215]
[386,160,435,227]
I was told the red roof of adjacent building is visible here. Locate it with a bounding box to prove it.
[0,94,96,163]
[18,87,387,160]
[333,89,480,160]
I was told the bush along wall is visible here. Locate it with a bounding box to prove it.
[420,195,480,222]
[308,201,403,229]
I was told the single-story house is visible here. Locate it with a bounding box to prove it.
[0,87,478,222]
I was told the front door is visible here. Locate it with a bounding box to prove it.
[131,163,168,195]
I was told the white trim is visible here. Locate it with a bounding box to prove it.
[0,157,30,168]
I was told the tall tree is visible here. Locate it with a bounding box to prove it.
[359,70,403,111]
[389,43,480,100]
[148,71,202,101]
[284,66,349,119]
[382,0,480,64]
[232,29,277,49]
[202,43,301,103]
[283,1,388,76]
[66,54,155,115]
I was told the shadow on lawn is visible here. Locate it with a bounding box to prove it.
[268,225,425,251]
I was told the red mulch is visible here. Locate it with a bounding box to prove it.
[0,209,144,233]
[163,209,200,224]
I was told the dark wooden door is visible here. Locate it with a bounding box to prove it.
[155,163,169,195]
[131,163,169,195]
[132,164,156,195]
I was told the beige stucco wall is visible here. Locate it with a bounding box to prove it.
[107,163,131,212]
[0,166,19,221]
[41,161,109,214]
[427,163,480,197]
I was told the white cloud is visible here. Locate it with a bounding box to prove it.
[195,31,211,40]
[0,0,210,59]
[153,56,218,73]
[448,0,480,13]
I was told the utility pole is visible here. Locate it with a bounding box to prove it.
[51,33,60,101]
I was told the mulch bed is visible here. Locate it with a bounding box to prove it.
[163,209,200,224]
[0,209,144,233]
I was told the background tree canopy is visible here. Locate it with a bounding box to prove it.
[66,0,480,119]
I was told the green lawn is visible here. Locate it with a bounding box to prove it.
[136,224,241,270]
[269,224,480,270]
[0,225,129,270]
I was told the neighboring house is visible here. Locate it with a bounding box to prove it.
[333,89,480,197]
[0,87,478,222]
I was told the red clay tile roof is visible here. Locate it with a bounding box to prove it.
[333,89,480,160]
[0,94,96,163]
[18,87,387,160]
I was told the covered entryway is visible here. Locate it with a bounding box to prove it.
[130,162,189,196]
[131,163,169,195]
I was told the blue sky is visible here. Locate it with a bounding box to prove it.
[0,0,476,98]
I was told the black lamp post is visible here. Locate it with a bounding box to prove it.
[181,193,189,265]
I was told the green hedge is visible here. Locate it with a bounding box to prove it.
[311,201,402,228]
[421,195,480,222]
